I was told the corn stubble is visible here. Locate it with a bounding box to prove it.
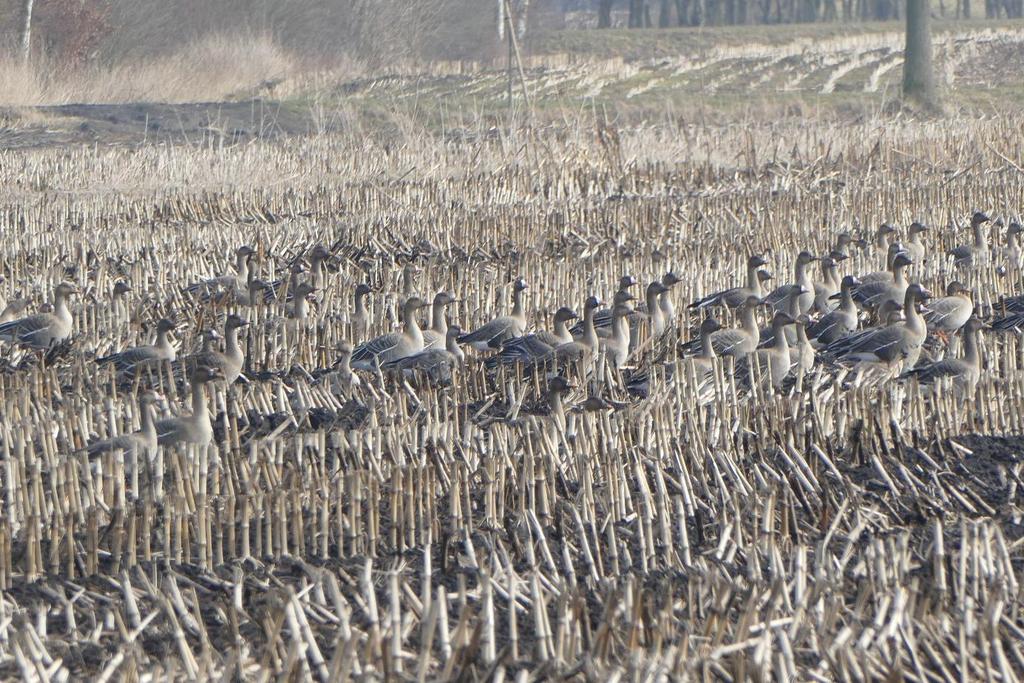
[0,116,1022,680]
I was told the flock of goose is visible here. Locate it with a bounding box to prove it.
[2,210,1022,482]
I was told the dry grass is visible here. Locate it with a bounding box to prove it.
[0,32,300,106]
[0,112,1021,679]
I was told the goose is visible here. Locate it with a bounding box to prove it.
[422,292,457,350]
[0,281,77,349]
[872,223,897,260]
[659,271,681,322]
[0,297,30,324]
[383,325,464,384]
[457,278,528,351]
[328,341,361,392]
[999,221,1022,270]
[948,211,991,268]
[759,285,806,347]
[900,316,984,395]
[684,316,722,385]
[813,254,845,314]
[86,391,161,498]
[307,244,332,291]
[683,294,762,359]
[596,290,637,339]
[598,304,632,369]
[852,252,912,312]
[904,222,928,264]
[640,281,669,337]
[489,307,578,367]
[185,245,255,301]
[352,296,430,369]
[832,232,858,259]
[822,284,931,371]
[96,318,177,372]
[764,251,817,315]
[183,314,248,383]
[860,241,904,284]
[156,365,224,447]
[574,275,638,333]
[734,311,795,391]
[351,283,372,342]
[808,275,860,347]
[923,281,973,341]
[689,254,768,310]
[790,315,815,373]
[286,282,317,323]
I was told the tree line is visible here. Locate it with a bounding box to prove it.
[597,0,1023,27]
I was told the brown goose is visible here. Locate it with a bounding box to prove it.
[689,255,768,310]
[948,211,991,268]
[822,284,931,370]
[764,251,817,315]
[352,296,430,369]
[97,318,177,372]
[0,282,77,349]
[422,292,457,350]
[900,316,984,395]
[156,366,224,447]
[458,278,528,351]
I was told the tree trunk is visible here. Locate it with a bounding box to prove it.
[659,0,673,24]
[903,0,937,106]
[599,0,614,27]
[20,0,34,64]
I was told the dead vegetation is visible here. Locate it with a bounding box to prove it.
[0,113,1021,680]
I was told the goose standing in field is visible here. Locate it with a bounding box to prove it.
[458,278,528,351]
[765,251,817,315]
[872,223,897,260]
[0,297,30,324]
[904,221,928,265]
[860,241,903,284]
[286,281,317,324]
[999,220,1022,270]
[659,271,681,323]
[759,285,806,347]
[383,325,464,384]
[822,284,931,372]
[156,365,224,447]
[689,254,768,310]
[853,252,912,312]
[948,211,991,268]
[832,232,859,260]
[185,245,255,302]
[328,341,360,393]
[900,316,985,396]
[422,292,457,350]
[0,281,77,349]
[183,314,248,383]
[352,296,430,369]
[734,311,795,391]
[641,281,669,337]
[578,275,638,333]
[599,304,633,369]
[596,290,637,339]
[489,307,578,367]
[682,294,762,359]
[96,318,177,373]
[110,280,132,326]
[307,244,332,291]
[683,316,722,386]
[86,391,160,495]
[350,283,372,342]
[813,254,845,314]
[808,275,860,347]
[790,315,815,374]
[924,281,973,343]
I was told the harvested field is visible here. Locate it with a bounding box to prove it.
[1,41,1024,681]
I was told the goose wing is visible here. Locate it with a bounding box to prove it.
[352,332,403,367]
[923,297,971,332]
[900,358,968,384]
[458,316,518,347]
[0,313,60,346]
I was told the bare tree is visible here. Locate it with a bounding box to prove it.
[599,0,614,26]
[903,0,937,106]
[20,0,35,64]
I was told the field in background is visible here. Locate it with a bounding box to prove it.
[1,18,1023,148]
